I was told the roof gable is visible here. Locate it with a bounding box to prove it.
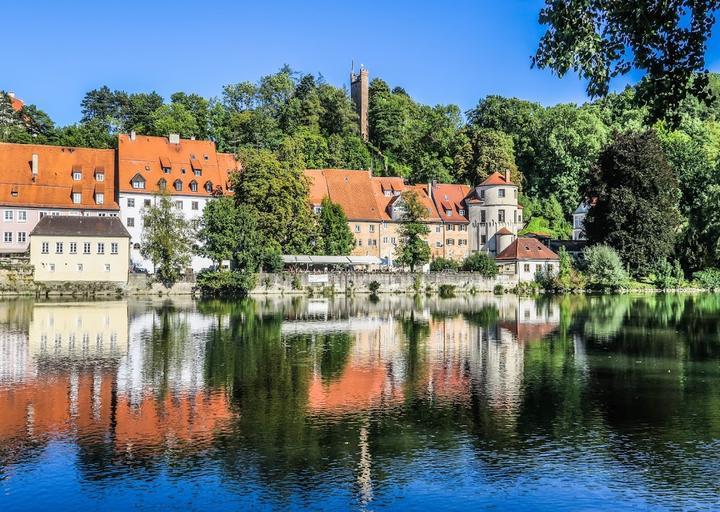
[496,237,560,261]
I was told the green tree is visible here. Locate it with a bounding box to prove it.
[150,103,199,138]
[140,192,193,286]
[520,195,572,239]
[585,131,682,277]
[460,252,499,276]
[233,148,316,255]
[394,190,431,271]
[197,196,241,267]
[457,127,520,186]
[533,0,720,125]
[582,244,628,288]
[171,92,210,139]
[317,197,354,255]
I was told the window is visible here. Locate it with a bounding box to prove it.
[193,169,202,177]
[481,235,487,244]
[55,242,63,254]
[446,239,455,245]
[104,264,111,272]
[49,263,55,273]
[175,201,183,209]
[536,264,543,273]
[127,217,135,227]
[95,172,104,182]
[447,224,455,231]
[174,180,183,191]
[435,226,441,233]
[17,211,27,223]
[97,242,104,254]
[83,242,91,254]
[158,178,167,190]
[524,263,530,272]
[95,193,104,205]
[354,225,361,233]
[436,241,442,248]
[369,225,375,233]
[144,199,151,207]
[391,237,396,245]
[518,214,522,223]
[480,190,485,200]
[72,192,82,204]
[69,242,77,254]
[459,239,467,246]
[181,167,187,174]
[132,176,146,189]
[18,232,26,243]
[4,211,12,222]
[480,210,486,223]
[76,263,83,272]
[204,181,213,193]
[368,239,377,246]
[498,209,505,222]
[3,232,11,243]
[498,189,506,198]
[357,239,363,246]
[190,181,198,192]
[192,201,199,211]
[72,171,82,181]
[382,237,388,243]
[111,243,118,254]
[163,167,171,174]
[41,242,50,254]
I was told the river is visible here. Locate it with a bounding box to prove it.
[0,294,719,511]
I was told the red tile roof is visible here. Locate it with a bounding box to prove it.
[496,227,513,235]
[479,171,515,187]
[117,134,238,196]
[305,169,383,221]
[496,237,559,261]
[10,96,24,112]
[431,183,471,223]
[0,142,119,210]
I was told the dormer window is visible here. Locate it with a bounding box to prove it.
[384,190,392,197]
[204,181,213,193]
[445,209,452,216]
[173,179,183,192]
[158,178,167,191]
[163,167,171,174]
[72,192,82,204]
[72,170,82,181]
[189,180,198,192]
[459,209,465,216]
[131,173,146,189]
[95,172,104,182]
[95,192,104,205]
[160,157,172,174]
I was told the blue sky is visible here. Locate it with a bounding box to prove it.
[4,0,720,125]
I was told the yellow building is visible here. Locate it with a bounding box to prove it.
[29,216,131,282]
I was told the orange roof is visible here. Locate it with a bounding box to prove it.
[118,133,238,196]
[0,142,119,210]
[496,227,513,235]
[431,183,471,223]
[304,169,383,221]
[407,184,441,222]
[496,237,560,261]
[10,96,24,112]
[479,171,515,187]
[371,176,405,221]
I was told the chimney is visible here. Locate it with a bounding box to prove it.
[427,181,433,200]
[168,133,180,144]
[130,130,136,141]
[505,169,511,183]
[31,154,39,178]
[190,135,196,140]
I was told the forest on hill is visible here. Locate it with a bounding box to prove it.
[2,67,720,275]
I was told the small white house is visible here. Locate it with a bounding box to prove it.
[496,237,560,282]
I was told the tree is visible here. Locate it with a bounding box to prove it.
[394,190,431,271]
[582,244,628,288]
[520,195,572,239]
[171,92,210,139]
[317,197,354,255]
[197,196,241,267]
[150,103,199,138]
[233,148,317,255]
[457,127,520,186]
[140,193,193,286]
[533,0,720,125]
[584,131,682,277]
[460,252,499,277]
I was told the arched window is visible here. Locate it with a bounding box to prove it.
[204,181,213,193]
[158,178,167,190]
[189,180,198,192]
[173,179,183,191]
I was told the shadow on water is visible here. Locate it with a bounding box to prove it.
[0,293,719,509]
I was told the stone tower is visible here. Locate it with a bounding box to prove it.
[350,66,369,140]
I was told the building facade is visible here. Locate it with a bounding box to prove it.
[0,143,120,254]
[466,171,524,256]
[496,237,560,282]
[572,200,591,240]
[29,216,131,282]
[116,133,238,273]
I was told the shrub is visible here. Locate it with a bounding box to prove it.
[582,245,628,289]
[654,259,684,289]
[368,280,381,294]
[430,257,459,272]
[438,284,456,298]
[493,284,504,295]
[536,247,587,292]
[461,253,499,277]
[693,268,720,289]
[196,269,256,297]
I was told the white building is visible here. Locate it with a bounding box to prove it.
[466,171,524,255]
[117,133,239,273]
[496,236,560,282]
[572,200,592,241]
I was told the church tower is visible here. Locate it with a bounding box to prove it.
[350,65,369,140]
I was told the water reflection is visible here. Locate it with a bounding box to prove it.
[0,294,719,510]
